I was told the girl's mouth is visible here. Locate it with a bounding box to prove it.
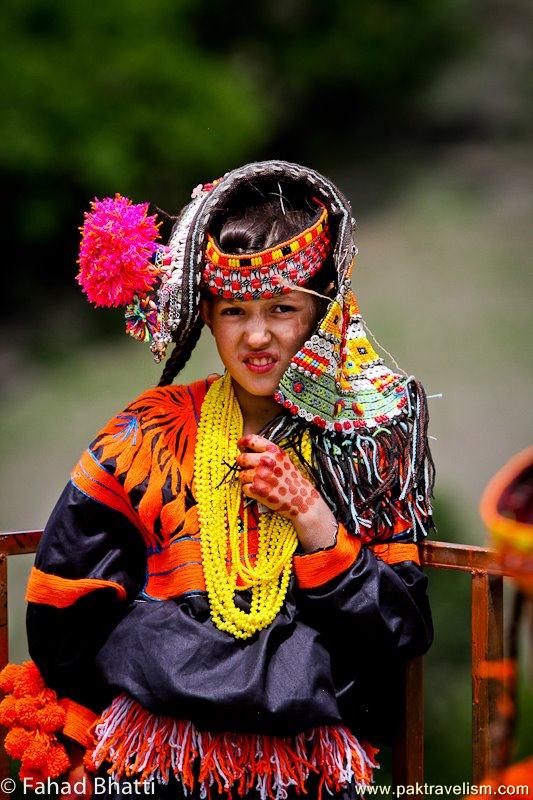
[243,356,278,374]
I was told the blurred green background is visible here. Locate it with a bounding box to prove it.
[1,0,532,790]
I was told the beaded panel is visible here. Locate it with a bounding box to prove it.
[274,265,410,433]
[201,205,330,301]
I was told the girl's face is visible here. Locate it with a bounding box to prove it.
[200,291,320,399]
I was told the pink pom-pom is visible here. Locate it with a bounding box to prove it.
[77,193,161,308]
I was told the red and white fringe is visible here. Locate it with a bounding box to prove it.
[88,694,379,799]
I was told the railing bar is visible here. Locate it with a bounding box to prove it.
[393,657,425,786]
[529,602,533,686]
[471,572,491,783]
[1,533,509,570]
[487,575,504,774]
[425,561,506,576]
[422,542,509,575]
[0,532,43,556]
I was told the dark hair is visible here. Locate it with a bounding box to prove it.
[216,198,336,297]
[158,190,336,387]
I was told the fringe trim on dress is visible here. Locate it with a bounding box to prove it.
[88,694,379,800]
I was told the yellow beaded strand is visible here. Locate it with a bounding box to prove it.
[195,372,312,639]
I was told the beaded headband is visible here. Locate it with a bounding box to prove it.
[202,202,330,301]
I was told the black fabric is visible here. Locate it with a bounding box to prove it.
[295,550,433,743]
[26,479,433,745]
[27,481,146,713]
[27,593,134,713]
[95,589,341,736]
[33,482,146,590]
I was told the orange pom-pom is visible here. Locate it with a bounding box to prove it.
[16,696,43,727]
[0,663,22,694]
[21,735,50,770]
[4,726,32,759]
[19,766,43,783]
[35,703,66,733]
[40,687,56,705]
[0,695,18,726]
[45,744,70,778]
[13,661,45,698]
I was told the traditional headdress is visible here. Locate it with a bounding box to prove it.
[77,160,435,542]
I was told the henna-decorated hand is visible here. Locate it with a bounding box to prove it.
[236,434,337,552]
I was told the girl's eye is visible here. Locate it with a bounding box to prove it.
[273,305,296,313]
[220,307,243,316]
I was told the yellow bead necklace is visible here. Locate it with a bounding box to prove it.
[195,372,311,639]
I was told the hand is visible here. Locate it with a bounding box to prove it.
[236,434,337,552]
[236,434,319,517]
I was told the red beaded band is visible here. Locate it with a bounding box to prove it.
[202,204,331,300]
[205,205,328,269]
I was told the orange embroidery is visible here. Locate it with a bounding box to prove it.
[26,567,127,608]
[145,560,206,600]
[92,380,213,550]
[61,698,98,748]
[144,537,205,599]
[71,448,142,535]
[292,523,362,589]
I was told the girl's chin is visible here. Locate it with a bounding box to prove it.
[229,368,284,397]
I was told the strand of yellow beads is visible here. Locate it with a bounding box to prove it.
[195,372,312,639]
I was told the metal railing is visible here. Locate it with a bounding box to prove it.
[0,532,510,786]
[395,541,508,786]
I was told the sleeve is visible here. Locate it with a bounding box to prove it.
[292,520,433,661]
[25,415,147,749]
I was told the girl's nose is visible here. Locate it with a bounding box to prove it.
[245,319,272,348]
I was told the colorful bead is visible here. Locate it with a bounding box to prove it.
[275,284,413,433]
[202,203,331,301]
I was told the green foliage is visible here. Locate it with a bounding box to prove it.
[1,0,474,320]
[194,0,473,111]
[1,0,270,191]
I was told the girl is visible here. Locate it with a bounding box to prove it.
[2,161,434,799]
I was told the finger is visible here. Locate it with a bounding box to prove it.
[238,468,256,485]
[236,452,276,470]
[240,466,278,488]
[246,481,299,518]
[237,434,280,454]
[242,482,260,501]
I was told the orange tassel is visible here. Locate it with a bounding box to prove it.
[0,664,20,694]
[91,693,379,799]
